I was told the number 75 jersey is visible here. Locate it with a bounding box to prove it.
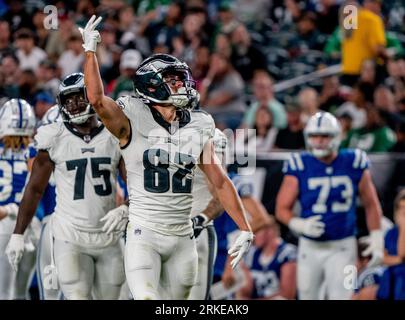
[283,149,369,241]
[33,122,121,233]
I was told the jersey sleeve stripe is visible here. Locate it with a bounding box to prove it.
[293,153,304,171]
[288,156,297,171]
[360,151,368,169]
[353,149,361,168]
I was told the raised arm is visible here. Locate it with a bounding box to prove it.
[79,15,130,146]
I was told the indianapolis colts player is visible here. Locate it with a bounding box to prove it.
[237,215,297,300]
[0,99,40,299]
[79,15,254,300]
[276,111,383,300]
[6,73,128,300]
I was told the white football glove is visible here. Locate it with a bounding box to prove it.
[361,230,384,268]
[6,234,25,272]
[288,215,325,238]
[100,204,129,234]
[0,203,19,219]
[78,15,103,52]
[228,231,254,269]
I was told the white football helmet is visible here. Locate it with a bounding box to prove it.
[41,104,62,126]
[0,99,36,138]
[304,112,341,158]
[56,73,95,124]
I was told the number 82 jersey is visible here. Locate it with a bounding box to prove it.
[283,149,369,241]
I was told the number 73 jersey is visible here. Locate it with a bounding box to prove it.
[283,149,369,241]
[33,122,121,235]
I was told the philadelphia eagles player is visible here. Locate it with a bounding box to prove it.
[79,15,254,300]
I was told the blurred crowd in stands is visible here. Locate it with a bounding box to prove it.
[0,0,404,153]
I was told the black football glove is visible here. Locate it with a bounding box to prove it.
[191,214,209,239]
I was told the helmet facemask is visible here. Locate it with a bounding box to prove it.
[304,112,342,158]
[305,133,341,158]
[58,88,94,124]
[160,68,198,109]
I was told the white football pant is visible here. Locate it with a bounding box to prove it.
[0,216,40,300]
[125,221,198,300]
[297,236,357,300]
[53,238,125,300]
[189,225,217,300]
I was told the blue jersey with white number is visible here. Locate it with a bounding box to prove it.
[0,142,36,206]
[355,266,385,293]
[377,226,405,302]
[283,149,369,241]
[214,172,254,278]
[244,240,297,298]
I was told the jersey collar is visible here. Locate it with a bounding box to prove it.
[147,105,191,134]
[64,122,105,143]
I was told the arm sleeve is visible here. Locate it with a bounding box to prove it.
[351,149,369,172]
[33,123,62,159]
[278,244,298,264]
[115,95,144,124]
[282,153,304,178]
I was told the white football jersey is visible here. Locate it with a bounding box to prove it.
[117,96,215,236]
[34,121,122,247]
[191,128,228,224]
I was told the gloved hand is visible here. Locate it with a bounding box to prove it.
[78,15,103,52]
[288,215,325,238]
[6,234,25,272]
[0,203,19,219]
[361,230,383,268]
[228,231,254,269]
[100,204,129,234]
[191,213,209,239]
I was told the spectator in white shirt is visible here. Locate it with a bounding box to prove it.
[14,28,46,72]
[57,33,84,78]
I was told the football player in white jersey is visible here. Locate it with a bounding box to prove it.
[188,128,228,300]
[79,15,254,300]
[0,99,40,300]
[6,73,128,300]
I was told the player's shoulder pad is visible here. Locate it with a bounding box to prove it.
[284,152,306,172]
[348,148,369,170]
[278,242,298,263]
[190,110,215,140]
[34,122,64,151]
[191,108,210,116]
[115,95,147,119]
[190,109,215,127]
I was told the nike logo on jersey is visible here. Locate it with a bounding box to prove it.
[81,147,95,153]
